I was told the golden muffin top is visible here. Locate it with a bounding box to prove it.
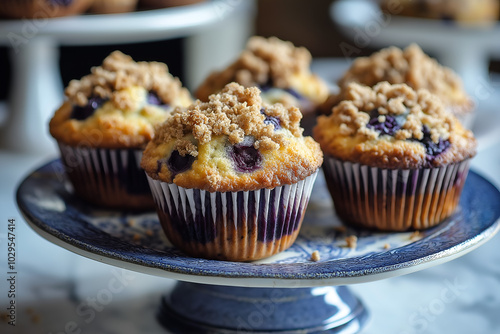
[195,36,329,112]
[49,51,192,148]
[142,83,323,192]
[324,44,472,117]
[314,82,476,169]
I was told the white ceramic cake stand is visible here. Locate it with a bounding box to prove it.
[0,0,255,154]
[16,160,500,333]
[330,0,500,93]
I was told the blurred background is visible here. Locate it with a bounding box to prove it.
[2,1,500,333]
[0,0,353,102]
[1,0,500,100]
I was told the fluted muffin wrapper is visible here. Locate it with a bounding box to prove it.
[322,156,470,231]
[58,143,154,210]
[147,171,319,261]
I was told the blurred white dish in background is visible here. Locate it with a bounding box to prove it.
[330,0,500,93]
[329,0,500,149]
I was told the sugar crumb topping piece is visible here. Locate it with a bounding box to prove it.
[310,250,321,262]
[331,82,453,142]
[154,82,304,156]
[65,51,189,108]
[345,235,358,249]
[410,230,421,241]
[243,36,312,87]
[196,36,313,100]
[338,44,470,109]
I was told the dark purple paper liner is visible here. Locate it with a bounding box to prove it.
[147,171,318,261]
[322,156,471,231]
[58,143,154,210]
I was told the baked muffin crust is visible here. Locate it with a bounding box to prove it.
[326,44,473,118]
[195,36,329,108]
[142,83,323,192]
[50,51,192,148]
[314,82,476,169]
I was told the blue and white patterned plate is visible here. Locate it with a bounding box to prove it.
[16,160,500,287]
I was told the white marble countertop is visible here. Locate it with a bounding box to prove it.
[1,59,500,334]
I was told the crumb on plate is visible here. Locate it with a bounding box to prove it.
[345,235,358,249]
[310,250,320,262]
[410,230,421,240]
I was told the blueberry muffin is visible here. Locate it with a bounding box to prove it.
[380,0,499,25]
[142,82,323,261]
[49,51,192,210]
[0,0,94,19]
[314,82,477,231]
[322,44,475,127]
[195,36,329,132]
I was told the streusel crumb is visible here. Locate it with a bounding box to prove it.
[328,44,472,116]
[345,235,358,249]
[154,83,304,157]
[336,82,452,141]
[314,82,477,169]
[65,51,190,108]
[310,250,321,262]
[196,36,313,101]
[410,231,421,241]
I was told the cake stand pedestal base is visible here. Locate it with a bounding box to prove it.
[158,282,368,333]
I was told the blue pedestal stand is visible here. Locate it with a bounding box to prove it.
[158,282,368,333]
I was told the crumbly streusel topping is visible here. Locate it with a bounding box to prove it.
[315,82,476,169]
[310,251,321,262]
[154,82,304,157]
[337,44,470,109]
[65,51,189,108]
[345,235,358,249]
[195,36,312,100]
[333,82,453,142]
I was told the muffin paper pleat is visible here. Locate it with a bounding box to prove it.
[323,156,470,231]
[147,171,318,261]
[58,143,153,209]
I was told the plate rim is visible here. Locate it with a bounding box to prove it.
[16,159,500,288]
